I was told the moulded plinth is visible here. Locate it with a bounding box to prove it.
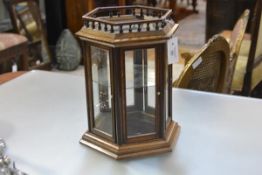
[80,121,180,160]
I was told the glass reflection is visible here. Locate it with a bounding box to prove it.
[125,48,156,137]
[91,46,113,136]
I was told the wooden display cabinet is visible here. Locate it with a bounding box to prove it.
[77,5,180,159]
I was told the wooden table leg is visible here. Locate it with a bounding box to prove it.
[21,50,29,71]
[192,0,198,13]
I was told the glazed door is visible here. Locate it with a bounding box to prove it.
[123,46,163,142]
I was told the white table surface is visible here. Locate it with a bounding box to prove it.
[1,70,262,175]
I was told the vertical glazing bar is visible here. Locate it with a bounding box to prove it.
[112,48,126,144]
[133,49,144,111]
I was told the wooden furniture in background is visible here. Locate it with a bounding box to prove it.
[180,0,198,12]
[3,0,52,70]
[242,0,262,95]
[65,0,94,33]
[0,33,28,74]
[65,0,120,33]
[220,10,250,93]
[134,0,198,21]
[44,0,66,47]
[174,35,230,93]
[229,0,262,96]
[206,0,256,41]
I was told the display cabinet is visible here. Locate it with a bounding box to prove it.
[77,5,179,159]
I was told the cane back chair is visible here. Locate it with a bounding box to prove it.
[3,0,52,70]
[173,35,230,93]
[231,0,262,95]
[222,9,250,93]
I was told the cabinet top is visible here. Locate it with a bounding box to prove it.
[76,5,178,47]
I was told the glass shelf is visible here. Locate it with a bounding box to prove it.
[92,64,155,89]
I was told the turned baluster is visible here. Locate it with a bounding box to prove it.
[110,25,114,33]
[104,24,108,31]
[137,24,141,32]
[98,22,102,30]
[120,25,123,34]
[92,21,95,29]
[155,22,159,30]
[129,24,132,33]
[147,23,150,31]
[85,20,89,28]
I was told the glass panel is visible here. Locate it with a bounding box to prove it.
[125,51,134,106]
[125,48,156,137]
[91,46,113,136]
[147,49,156,108]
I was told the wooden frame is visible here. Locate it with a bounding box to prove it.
[77,5,179,159]
[87,43,115,142]
[174,35,230,93]
[120,44,162,143]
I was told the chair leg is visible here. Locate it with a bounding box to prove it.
[20,52,29,70]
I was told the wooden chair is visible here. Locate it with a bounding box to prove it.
[242,0,262,95]
[0,33,28,73]
[231,0,262,96]
[220,10,250,93]
[4,0,52,70]
[173,35,230,93]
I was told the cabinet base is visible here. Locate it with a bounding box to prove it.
[80,121,180,160]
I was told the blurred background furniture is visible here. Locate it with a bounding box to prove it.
[220,10,250,93]
[241,0,262,96]
[0,33,28,74]
[230,0,262,96]
[133,0,198,21]
[44,0,66,48]
[206,0,256,41]
[174,35,230,93]
[3,0,52,70]
[65,0,118,33]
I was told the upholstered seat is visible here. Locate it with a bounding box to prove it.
[0,33,27,51]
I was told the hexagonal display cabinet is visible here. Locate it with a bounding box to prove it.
[77,5,180,159]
